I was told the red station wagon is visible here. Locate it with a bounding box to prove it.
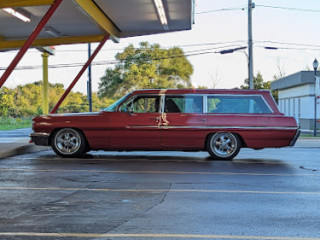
[31,89,300,160]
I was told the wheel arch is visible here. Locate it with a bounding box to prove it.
[49,127,90,149]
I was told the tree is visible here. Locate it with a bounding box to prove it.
[98,42,194,99]
[0,87,15,117]
[240,72,278,102]
[273,57,286,80]
[0,81,113,118]
[240,72,270,89]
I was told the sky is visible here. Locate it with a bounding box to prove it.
[2,0,320,95]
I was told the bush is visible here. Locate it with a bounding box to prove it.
[0,117,32,130]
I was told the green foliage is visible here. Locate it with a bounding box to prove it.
[240,72,270,90]
[0,117,31,130]
[0,81,112,118]
[0,87,15,117]
[240,72,278,102]
[98,42,194,99]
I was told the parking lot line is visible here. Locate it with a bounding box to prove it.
[0,186,319,195]
[0,232,319,239]
[0,168,318,177]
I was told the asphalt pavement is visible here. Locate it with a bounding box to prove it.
[0,128,320,240]
[0,128,48,159]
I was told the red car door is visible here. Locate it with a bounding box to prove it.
[108,95,162,149]
[161,95,207,149]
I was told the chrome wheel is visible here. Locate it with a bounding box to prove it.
[207,132,241,160]
[53,128,82,156]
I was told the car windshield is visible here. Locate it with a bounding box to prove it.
[103,94,130,112]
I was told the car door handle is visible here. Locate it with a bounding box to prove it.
[199,119,207,122]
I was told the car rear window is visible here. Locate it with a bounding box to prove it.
[207,95,272,114]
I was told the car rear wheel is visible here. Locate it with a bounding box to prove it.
[52,128,86,157]
[207,132,241,160]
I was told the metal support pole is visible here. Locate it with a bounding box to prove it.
[314,70,318,137]
[50,35,110,114]
[248,0,254,89]
[0,0,63,88]
[87,43,92,112]
[42,52,49,114]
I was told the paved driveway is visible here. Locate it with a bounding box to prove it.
[0,146,319,240]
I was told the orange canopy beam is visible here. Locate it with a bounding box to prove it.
[0,0,54,8]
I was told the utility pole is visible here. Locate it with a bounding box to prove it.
[87,43,92,112]
[248,0,254,89]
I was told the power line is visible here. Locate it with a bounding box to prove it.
[196,6,246,15]
[256,45,320,51]
[256,4,320,13]
[193,4,320,15]
[3,41,320,71]
[0,45,248,71]
[3,39,320,71]
[0,40,247,55]
[255,40,320,48]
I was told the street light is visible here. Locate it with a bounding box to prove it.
[219,46,247,55]
[313,58,318,137]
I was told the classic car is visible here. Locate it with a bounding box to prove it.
[31,89,300,160]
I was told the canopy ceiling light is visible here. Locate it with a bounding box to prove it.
[153,0,168,28]
[3,8,31,23]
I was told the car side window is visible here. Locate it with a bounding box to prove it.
[120,96,160,113]
[207,95,272,114]
[165,96,203,113]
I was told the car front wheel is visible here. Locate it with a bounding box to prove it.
[51,128,86,157]
[207,132,241,160]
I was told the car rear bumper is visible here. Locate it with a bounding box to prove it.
[289,129,301,147]
[30,133,50,146]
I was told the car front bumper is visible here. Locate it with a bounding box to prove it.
[30,133,50,146]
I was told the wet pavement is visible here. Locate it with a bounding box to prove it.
[0,147,319,240]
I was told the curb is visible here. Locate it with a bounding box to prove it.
[0,144,49,159]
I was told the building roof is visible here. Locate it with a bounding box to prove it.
[0,0,195,50]
[271,71,316,90]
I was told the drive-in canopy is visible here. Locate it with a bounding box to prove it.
[0,0,195,113]
[0,0,195,50]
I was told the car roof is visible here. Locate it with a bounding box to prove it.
[131,89,271,95]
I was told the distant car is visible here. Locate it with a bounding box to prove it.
[31,89,300,160]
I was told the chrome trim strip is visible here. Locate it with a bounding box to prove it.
[127,125,298,130]
[203,94,207,113]
[160,94,165,114]
[30,132,50,137]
